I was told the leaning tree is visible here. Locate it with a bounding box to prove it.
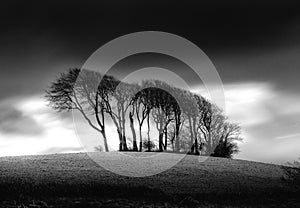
[45,68,116,152]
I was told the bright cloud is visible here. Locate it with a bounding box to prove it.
[274,133,300,140]
[0,95,82,157]
[224,82,275,126]
[221,82,300,163]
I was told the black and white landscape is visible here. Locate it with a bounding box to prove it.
[0,0,300,207]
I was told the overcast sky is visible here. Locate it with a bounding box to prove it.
[0,0,300,164]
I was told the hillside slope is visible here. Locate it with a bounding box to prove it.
[0,152,299,207]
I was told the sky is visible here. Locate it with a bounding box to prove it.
[0,0,300,164]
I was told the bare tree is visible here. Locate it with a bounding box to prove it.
[180,91,201,154]
[132,88,151,151]
[196,96,242,157]
[118,82,139,151]
[105,81,136,151]
[128,105,138,151]
[45,68,114,152]
[151,88,175,151]
[169,87,184,152]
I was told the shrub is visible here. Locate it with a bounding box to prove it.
[142,139,156,151]
[211,139,239,158]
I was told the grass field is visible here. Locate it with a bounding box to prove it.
[0,152,299,207]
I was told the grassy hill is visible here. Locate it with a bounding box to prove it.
[0,152,299,207]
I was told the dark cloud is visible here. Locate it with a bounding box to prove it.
[1,0,300,51]
[0,0,299,100]
[108,53,203,87]
[211,42,300,93]
[0,103,44,135]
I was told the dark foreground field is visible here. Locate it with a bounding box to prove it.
[0,152,299,207]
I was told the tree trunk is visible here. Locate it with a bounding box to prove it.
[174,112,181,152]
[117,129,123,151]
[194,135,199,155]
[175,135,179,152]
[192,118,199,155]
[101,130,109,152]
[158,121,163,152]
[122,135,128,151]
[121,109,128,151]
[147,113,151,151]
[175,121,180,152]
[99,108,109,152]
[164,127,168,151]
[129,112,138,151]
[206,131,213,155]
[159,132,164,151]
[188,116,194,153]
[139,125,143,152]
[132,141,138,151]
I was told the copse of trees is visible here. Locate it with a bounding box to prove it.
[46,68,242,158]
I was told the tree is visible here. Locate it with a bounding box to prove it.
[45,68,115,152]
[151,88,175,151]
[106,81,136,151]
[168,87,183,152]
[132,87,151,151]
[181,92,201,155]
[196,96,242,157]
[196,98,214,155]
[144,80,177,151]
[143,87,156,152]
[129,104,138,151]
[126,83,140,151]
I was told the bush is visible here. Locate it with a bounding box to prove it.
[142,139,156,151]
[211,139,239,158]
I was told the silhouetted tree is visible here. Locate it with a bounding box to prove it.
[168,87,183,152]
[129,105,138,151]
[181,92,202,155]
[196,97,242,157]
[45,68,115,152]
[132,87,152,151]
[127,83,140,151]
[45,68,118,151]
[107,81,136,151]
[151,89,176,151]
